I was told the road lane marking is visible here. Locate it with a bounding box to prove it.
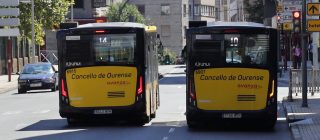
[169,128,175,133]
[162,137,168,140]
[2,111,22,115]
[32,109,51,114]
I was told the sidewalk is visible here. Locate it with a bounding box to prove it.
[282,61,320,140]
[0,74,19,94]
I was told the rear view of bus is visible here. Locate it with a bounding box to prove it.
[186,22,278,128]
[57,22,158,125]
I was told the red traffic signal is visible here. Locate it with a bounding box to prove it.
[292,11,301,19]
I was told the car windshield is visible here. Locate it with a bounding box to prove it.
[22,64,54,74]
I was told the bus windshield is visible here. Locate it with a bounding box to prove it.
[193,33,269,66]
[93,34,136,63]
[65,34,136,65]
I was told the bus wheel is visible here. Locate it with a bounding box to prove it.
[187,121,200,129]
[151,111,156,118]
[67,118,78,126]
[262,120,276,130]
[18,89,26,94]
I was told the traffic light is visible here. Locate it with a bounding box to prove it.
[292,11,301,33]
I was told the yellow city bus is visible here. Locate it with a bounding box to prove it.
[57,22,159,125]
[186,22,278,128]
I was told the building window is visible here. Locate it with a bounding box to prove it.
[183,4,186,17]
[161,25,170,37]
[194,5,200,15]
[137,5,145,16]
[189,4,192,17]
[74,0,84,8]
[161,4,170,15]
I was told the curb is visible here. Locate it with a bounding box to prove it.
[282,99,303,140]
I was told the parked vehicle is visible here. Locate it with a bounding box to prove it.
[17,62,58,94]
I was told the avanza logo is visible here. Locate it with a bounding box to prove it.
[66,62,81,67]
[195,62,211,67]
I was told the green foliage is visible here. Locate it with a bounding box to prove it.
[106,2,145,23]
[244,0,264,23]
[18,0,73,46]
[160,48,177,65]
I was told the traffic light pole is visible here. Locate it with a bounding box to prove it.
[301,0,308,107]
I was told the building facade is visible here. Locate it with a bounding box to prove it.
[129,0,216,55]
[129,0,189,55]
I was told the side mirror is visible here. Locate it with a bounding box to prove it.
[157,34,160,39]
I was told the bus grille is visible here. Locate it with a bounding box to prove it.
[237,95,256,101]
[108,91,125,98]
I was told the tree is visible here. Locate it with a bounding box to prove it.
[244,0,264,23]
[106,2,145,23]
[18,0,73,46]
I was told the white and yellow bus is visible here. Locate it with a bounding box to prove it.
[186,22,278,128]
[57,22,159,125]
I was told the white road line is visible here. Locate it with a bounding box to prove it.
[162,137,168,140]
[2,111,22,115]
[32,109,51,114]
[169,128,175,133]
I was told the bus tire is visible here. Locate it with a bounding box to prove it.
[18,89,26,94]
[67,118,78,126]
[263,120,276,130]
[187,121,199,129]
[151,111,156,118]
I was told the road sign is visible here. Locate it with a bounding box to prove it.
[0,0,19,6]
[0,8,19,17]
[0,18,20,26]
[307,20,320,32]
[283,5,302,12]
[307,3,320,15]
[283,22,293,30]
[278,12,294,22]
[0,28,20,36]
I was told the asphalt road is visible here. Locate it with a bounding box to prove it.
[0,65,293,140]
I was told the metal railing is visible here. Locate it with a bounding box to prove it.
[288,69,320,101]
[40,50,58,65]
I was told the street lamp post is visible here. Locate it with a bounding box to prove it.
[301,0,308,107]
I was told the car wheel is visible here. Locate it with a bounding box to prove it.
[51,87,56,92]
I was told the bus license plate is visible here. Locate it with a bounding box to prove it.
[222,113,242,118]
[93,109,112,114]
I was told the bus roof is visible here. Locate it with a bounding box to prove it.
[77,22,146,29]
[206,22,270,28]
